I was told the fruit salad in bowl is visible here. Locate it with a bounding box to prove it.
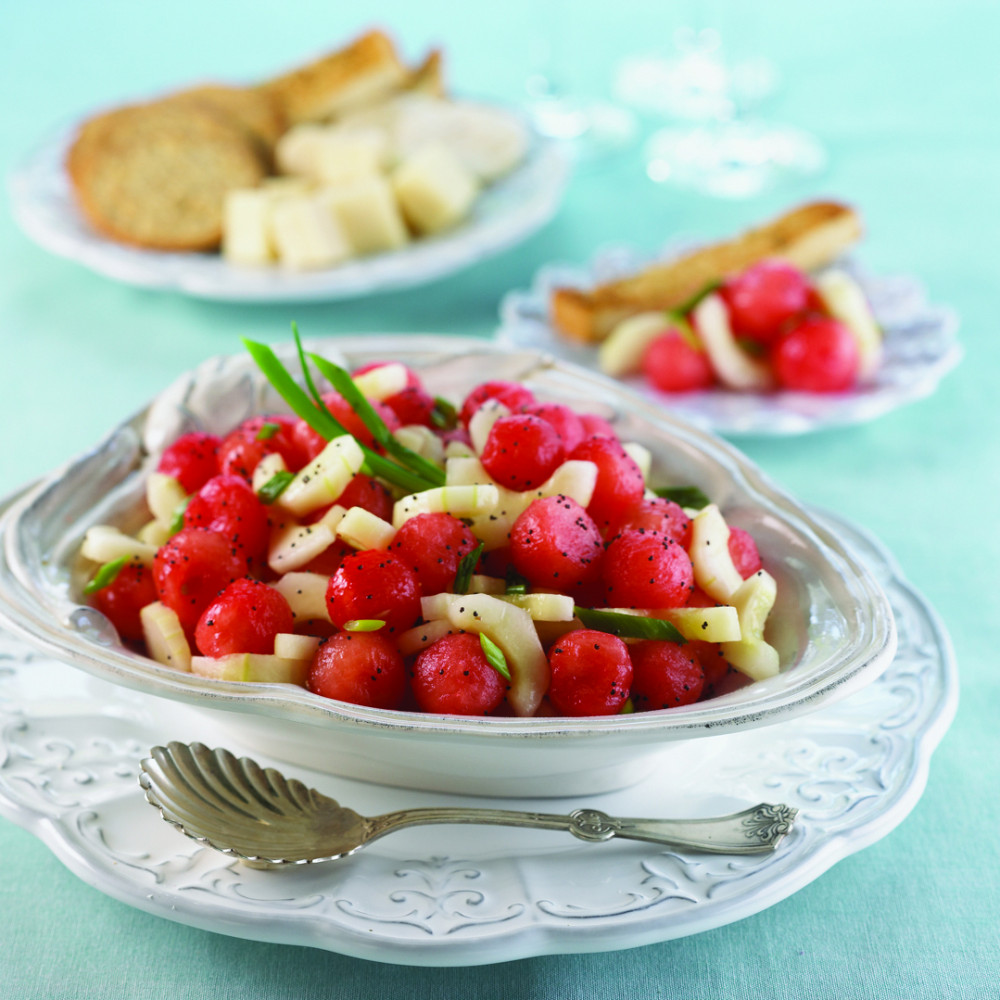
[0,336,895,796]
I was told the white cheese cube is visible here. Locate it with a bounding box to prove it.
[393,143,479,234]
[270,195,352,270]
[223,189,273,266]
[318,176,409,255]
[313,127,390,185]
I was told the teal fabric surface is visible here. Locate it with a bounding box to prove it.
[1,1,997,997]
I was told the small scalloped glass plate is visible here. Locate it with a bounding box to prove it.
[0,336,895,798]
[0,509,956,965]
[7,117,569,301]
[496,245,962,436]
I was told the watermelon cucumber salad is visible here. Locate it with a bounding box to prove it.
[79,333,780,718]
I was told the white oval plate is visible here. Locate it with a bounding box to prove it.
[0,510,956,966]
[8,120,569,301]
[496,245,962,436]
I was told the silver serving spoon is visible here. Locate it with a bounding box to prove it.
[139,741,797,866]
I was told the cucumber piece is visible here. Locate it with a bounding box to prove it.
[268,522,337,573]
[394,424,445,466]
[146,472,188,526]
[271,572,332,623]
[444,592,549,717]
[444,438,476,459]
[190,653,308,685]
[598,310,671,377]
[497,592,575,621]
[621,441,652,482]
[603,604,741,642]
[136,518,172,548]
[815,269,883,379]
[252,452,288,493]
[692,293,774,391]
[277,435,365,517]
[396,618,462,657]
[140,602,192,672]
[274,632,321,660]
[468,398,510,454]
[335,506,396,550]
[690,504,744,602]
[392,483,500,529]
[352,362,409,401]
[81,525,157,567]
[720,570,780,681]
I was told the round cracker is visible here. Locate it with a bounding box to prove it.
[69,101,267,251]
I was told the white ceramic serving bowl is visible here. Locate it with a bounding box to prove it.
[0,336,896,797]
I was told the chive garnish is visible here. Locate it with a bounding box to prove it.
[242,338,343,440]
[168,496,190,536]
[257,470,295,504]
[255,421,281,441]
[242,335,440,495]
[343,619,386,632]
[573,606,686,644]
[652,485,710,510]
[453,542,485,595]
[504,565,529,595]
[83,555,129,595]
[307,352,446,488]
[670,279,722,318]
[430,396,458,430]
[480,632,511,680]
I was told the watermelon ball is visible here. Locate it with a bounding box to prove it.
[546,629,632,716]
[602,530,695,609]
[91,561,157,643]
[509,495,603,592]
[391,512,479,595]
[194,578,294,657]
[568,436,645,531]
[307,632,408,709]
[156,432,221,494]
[629,640,705,710]
[325,550,421,634]
[153,527,247,635]
[411,632,508,715]
[641,328,715,393]
[459,380,536,426]
[720,259,813,344]
[772,315,860,392]
[479,414,565,491]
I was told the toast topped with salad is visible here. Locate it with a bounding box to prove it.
[551,201,864,345]
[551,201,883,395]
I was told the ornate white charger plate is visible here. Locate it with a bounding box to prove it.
[496,246,962,436]
[0,509,955,966]
[7,120,569,301]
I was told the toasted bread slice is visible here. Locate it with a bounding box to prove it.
[68,101,268,251]
[260,29,408,124]
[551,201,864,343]
[406,48,446,97]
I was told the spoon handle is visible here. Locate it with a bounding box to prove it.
[366,802,796,854]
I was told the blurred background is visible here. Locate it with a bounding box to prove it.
[3,0,993,482]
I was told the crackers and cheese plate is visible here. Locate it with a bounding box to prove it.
[9,30,569,301]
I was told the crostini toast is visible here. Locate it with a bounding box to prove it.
[551,201,864,343]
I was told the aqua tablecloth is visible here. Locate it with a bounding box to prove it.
[1,1,997,996]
